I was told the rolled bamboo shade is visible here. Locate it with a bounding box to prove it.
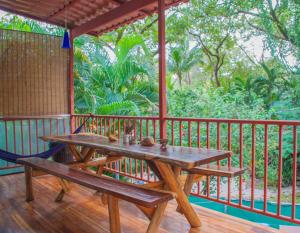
[0,29,69,116]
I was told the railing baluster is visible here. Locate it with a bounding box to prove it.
[4,121,8,167]
[206,122,210,149]
[277,125,283,216]
[197,121,201,148]
[42,119,46,151]
[146,119,149,136]
[100,117,103,135]
[21,120,24,155]
[153,119,156,142]
[63,118,66,134]
[171,120,174,145]
[251,124,256,209]
[292,126,297,220]
[36,119,39,153]
[188,121,191,147]
[179,121,182,146]
[239,123,243,206]
[13,121,16,153]
[134,120,137,139]
[28,120,32,155]
[139,119,143,140]
[263,124,268,213]
[227,122,232,203]
[104,118,107,136]
[118,118,120,138]
[217,122,221,200]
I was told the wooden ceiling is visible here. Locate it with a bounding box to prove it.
[0,0,188,37]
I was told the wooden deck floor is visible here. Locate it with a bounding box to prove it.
[0,174,281,233]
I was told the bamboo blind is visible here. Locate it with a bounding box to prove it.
[0,29,69,116]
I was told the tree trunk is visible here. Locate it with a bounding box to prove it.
[214,66,221,87]
[178,72,183,87]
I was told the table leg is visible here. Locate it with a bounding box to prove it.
[154,161,201,228]
[25,166,34,202]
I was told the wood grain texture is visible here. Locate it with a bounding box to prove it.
[42,134,232,169]
[17,158,173,208]
[0,174,280,233]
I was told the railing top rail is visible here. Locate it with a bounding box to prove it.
[165,117,300,126]
[0,114,70,121]
[73,114,159,120]
[73,114,300,126]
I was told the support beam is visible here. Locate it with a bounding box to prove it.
[72,0,157,37]
[69,30,75,132]
[158,0,167,140]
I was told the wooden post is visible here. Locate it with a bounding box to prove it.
[69,29,75,133]
[158,0,167,140]
[25,166,34,202]
[108,196,121,233]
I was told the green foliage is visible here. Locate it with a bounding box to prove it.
[73,35,158,115]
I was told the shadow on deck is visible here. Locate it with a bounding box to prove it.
[0,174,280,233]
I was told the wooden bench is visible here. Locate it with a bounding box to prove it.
[182,165,246,196]
[176,164,246,214]
[187,164,247,178]
[17,158,174,233]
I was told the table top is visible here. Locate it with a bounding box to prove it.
[42,134,232,169]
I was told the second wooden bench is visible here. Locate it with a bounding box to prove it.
[18,157,174,233]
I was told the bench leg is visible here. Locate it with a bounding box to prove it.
[146,202,168,233]
[55,179,70,202]
[25,166,34,202]
[108,196,120,233]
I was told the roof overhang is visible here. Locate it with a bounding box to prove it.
[0,0,188,37]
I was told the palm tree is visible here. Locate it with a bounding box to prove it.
[74,35,158,115]
[253,62,287,109]
[168,39,200,86]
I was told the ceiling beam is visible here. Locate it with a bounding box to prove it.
[72,0,157,37]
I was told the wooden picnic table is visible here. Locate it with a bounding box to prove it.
[42,134,232,230]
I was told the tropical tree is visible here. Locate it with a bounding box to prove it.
[168,39,201,86]
[74,35,158,116]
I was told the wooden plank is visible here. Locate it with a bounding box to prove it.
[41,134,232,169]
[188,165,246,177]
[17,158,173,208]
[0,173,281,233]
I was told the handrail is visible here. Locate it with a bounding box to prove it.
[166,117,300,126]
[0,114,70,121]
[72,114,300,125]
